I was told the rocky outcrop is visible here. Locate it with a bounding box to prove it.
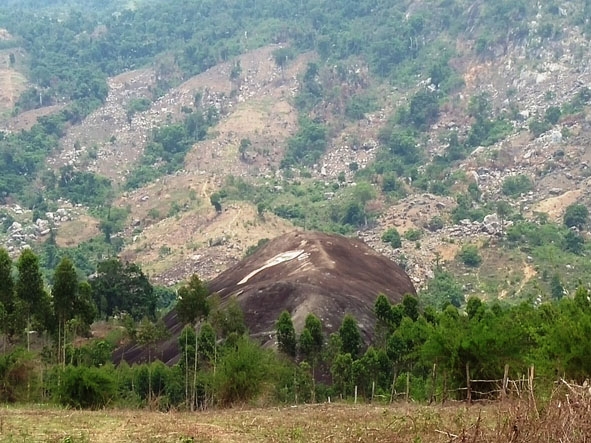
[114,230,415,365]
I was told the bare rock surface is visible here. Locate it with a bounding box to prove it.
[114,230,415,365]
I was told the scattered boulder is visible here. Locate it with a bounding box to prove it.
[482,214,501,235]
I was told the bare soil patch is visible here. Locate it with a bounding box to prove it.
[121,201,293,285]
[530,189,582,221]
[55,214,101,248]
[50,45,306,183]
[3,104,65,131]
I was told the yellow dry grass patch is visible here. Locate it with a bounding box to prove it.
[0,403,500,443]
[530,189,582,221]
[6,398,585,442]
[434,242,461,262]
[123,200,293,280]
[0,67,27,115]
[55,214,101,248]
[4,104,65,131]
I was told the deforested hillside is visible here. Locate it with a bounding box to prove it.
[0,0,591,304]
[4,0,591,416]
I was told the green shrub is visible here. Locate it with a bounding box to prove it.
[564,204,589,229]
[457,244,482,267]
[0,348,39,402]
[56,365,116,409]
[545,106,562,124]
[528,119,551,137]
[425,215,445,231]
[382,228,402,248]
[214,337,277,405]
[404,228,423,241]
[345,94,376,120]
[502,174,533,197]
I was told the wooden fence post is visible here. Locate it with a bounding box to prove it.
[405,372,410,402]
[390,368,398,404]
[502,364,509,399]
[466,362,472,404]
[429,363,437,404]
[442,371,447,405]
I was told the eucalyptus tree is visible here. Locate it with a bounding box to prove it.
[0,248,15,348]
[16,249,49,350]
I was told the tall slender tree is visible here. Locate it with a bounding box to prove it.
[339,314,362,360]
[176,274,210,325]
[52,257,78,365]
[15,249,47,350]
[176,273,210,411]
[298,314,324,401]
[276,311,297,357]
[0,248,14,348]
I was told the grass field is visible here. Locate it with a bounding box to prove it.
[1,396,586,443]
[0,380,591,443]
[0,402,470,442]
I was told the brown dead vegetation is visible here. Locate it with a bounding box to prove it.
[3,387,591,443]
[55,214,101,248]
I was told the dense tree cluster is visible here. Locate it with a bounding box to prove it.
[2,263,591,410]
[0,247,159,354]
[90,258,155,321]
[272,288,591,403]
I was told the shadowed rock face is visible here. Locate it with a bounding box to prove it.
[113,231,415,365]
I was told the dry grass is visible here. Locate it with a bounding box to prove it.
[0,403,470,443]
[530,189,583,222]
[2,390,591,443]
[55,214,101,248]
[0,67,27,116]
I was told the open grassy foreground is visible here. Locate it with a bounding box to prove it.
[1,397,589,443]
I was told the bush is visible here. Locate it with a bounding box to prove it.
[564,204,589,229]
[421,271,464,308]
[545,106,562,125]
[502,174,533,197]
[404,228,423,241]
[382,228,402,248]
[0,348,37,402]
[457,244,482,267]
[345,94,376,120]
[529,119,551,138]
[56,365,116,409]
[214,337,277,405]
[425,215,445,231]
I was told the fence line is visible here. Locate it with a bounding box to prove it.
[383,363,539,404]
